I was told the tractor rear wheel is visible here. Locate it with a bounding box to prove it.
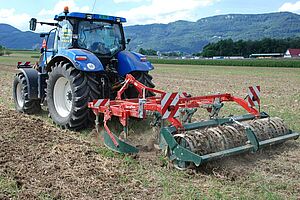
[46,61,101,130]
[13,73,41,114]
[125,71,155,98]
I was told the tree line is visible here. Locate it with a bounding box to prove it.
[138,48,157,56]
[138,37,300,57]
[138,48,184,57]
[0,45,12,56]
[200,38,300,57]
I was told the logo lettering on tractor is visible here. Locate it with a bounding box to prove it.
[87,63,96,70]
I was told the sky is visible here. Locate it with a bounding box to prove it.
[0,0,300,31]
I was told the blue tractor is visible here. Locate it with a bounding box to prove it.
[12,7,155,130]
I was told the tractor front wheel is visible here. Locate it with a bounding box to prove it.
[46,61,101,130]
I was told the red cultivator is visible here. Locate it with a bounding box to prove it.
[89,74,299,170]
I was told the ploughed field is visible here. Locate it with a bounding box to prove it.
[0,52,299,199]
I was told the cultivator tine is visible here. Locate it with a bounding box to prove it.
[103,120,119,148]
[100,116,139,154]
[102,130,139,154]
[91,99,139,154]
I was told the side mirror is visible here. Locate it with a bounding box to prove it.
[29,18,37,31]
[126,38,131,44]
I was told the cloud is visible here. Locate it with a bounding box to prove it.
[0,8,31,31]
[279,1,300,12]
[115,0,217,25]
[113,0,144,3]
[215,9,221,14]
[0,0,90,32]
[1,0,217,31]
[38,0,90,16]
[35,0,90,32]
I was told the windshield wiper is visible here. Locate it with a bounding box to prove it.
[83,25,104,32]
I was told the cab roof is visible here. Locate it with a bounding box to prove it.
[54,12,126,23]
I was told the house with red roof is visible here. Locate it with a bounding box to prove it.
[284,49,300,58]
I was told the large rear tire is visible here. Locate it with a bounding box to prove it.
[46,61,101,130]
[12,73,41,114]
[125,71,155,98]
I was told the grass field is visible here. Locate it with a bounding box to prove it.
[0,52,299,199]
[0,50,39,65]
[149,58,300,68]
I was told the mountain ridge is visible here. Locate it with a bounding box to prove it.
[125,12,300,53]
[1,12,300,53]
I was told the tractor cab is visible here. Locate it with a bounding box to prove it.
[53,8,127,57]
[30,7,129,69]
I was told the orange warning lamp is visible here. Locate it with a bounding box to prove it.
[64,6,69,14]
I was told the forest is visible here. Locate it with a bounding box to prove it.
[200,38,300,57]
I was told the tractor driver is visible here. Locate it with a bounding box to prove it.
[78,21,111,55]
[90,41,110,54]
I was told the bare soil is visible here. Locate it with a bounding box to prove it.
[0,105,170,199]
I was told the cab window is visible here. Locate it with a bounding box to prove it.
[57,20,73,50]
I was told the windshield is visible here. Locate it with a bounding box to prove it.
[78,21,123,56]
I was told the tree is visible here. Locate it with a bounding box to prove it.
[4,49,12,56]
[138,48,157,56]
[0,45,12,56]
[0,45,4,56]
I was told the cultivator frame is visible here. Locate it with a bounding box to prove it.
[89,74,299,169]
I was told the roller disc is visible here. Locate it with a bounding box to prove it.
[176,117,290,158]
[247,117,290,141]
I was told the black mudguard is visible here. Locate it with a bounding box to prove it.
[17,68,39,100]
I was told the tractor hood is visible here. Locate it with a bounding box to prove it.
[117,51,154,76]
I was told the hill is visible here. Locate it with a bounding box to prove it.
[125,12,300,53]
[0,24,40,50]
[1,12,300,53]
